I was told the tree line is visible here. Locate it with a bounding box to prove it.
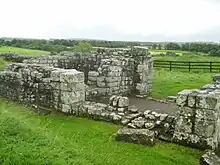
[1,38,220,56]
[152,42,220,56]
[0,39,142,53]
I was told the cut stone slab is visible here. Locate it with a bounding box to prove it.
[200,150,220,165]
[115,128,155,146]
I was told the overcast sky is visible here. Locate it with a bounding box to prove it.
[0,0,220,41]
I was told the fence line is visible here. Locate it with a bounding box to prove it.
[154,60,220,72]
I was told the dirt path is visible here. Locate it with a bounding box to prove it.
[98,96,178,116]
[128,97,177,115]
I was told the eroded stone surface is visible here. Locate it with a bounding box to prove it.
[115,128,155,146]
[200,150,220,165]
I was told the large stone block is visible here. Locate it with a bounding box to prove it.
[195,109,217,121]
[115,128,155,146]
[194,119,216,138]
[200,150,220,165]
[174,115,193,133]
[173,132,218,150]
[176,89,195,107]
[118,97,129,108]
[60,70,84,83]
[196,91,220,110]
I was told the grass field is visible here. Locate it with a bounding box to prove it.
[0,46,50,56]
[151,69,215,99]
[150,49,220,62]
[0,99,202,165]
[0,58,10,71]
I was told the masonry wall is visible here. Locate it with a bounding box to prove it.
[24,47,153,99]
[173,76,220,150]
[0,63,85,114]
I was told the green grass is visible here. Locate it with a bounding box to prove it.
[0,46,50,56]
[0,58,10,71]
[151,69,215,99]
[0,99,202,165]
[150,49,220,62]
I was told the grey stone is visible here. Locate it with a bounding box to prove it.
[115,128,155,146]
[118,97,129,108]
[129,105,139,113]
[145,122,155,130]
[200,150,220,165]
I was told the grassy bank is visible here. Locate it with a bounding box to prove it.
[0,99,202,165]
[151,69,215,99]
[0,46,50,56]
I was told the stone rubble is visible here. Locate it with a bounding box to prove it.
[200,150,220,165]
[24,47,153,99]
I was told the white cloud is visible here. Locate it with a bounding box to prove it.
[0,0,220,40]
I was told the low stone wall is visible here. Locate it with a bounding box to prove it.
[0,53,44,63]
[24,47,153,98]
[0,63,85,113]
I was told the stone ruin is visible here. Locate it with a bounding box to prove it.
[23,47,153,99]
[1,46,220,164]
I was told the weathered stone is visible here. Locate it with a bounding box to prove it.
[174,115,193,133]
[128,123,136,128]
[196,91,220,110]
[176,89,193,107]
[195,109,217,121]
[145,114,156,120]
[145,122,155,130]
[194,119,215,138]
[159,114,168,121]
[200,150,220,165]
[144,110,151,116]
[129,105,139,113]
[131,117,146,128]
[118,96,129,108]
[115,128,155,146]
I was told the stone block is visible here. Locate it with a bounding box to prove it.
[115,128,155,146]
[118,97,129,108]
[88,71,99,77]
[200,150,220,165]
[60,70,84,83]
[195,109,217,121]
[194,119,216,138]
[176,89,194,107]
[174,115,193,133]
[196,91,220,110]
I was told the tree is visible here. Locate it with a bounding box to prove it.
[73,42,93,53]
[158,44,162,50]
[166,42,181,50]
[152,44,157,49]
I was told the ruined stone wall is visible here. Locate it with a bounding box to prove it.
[24,47,153,99]
[0,63,85,114]
[173,89,220,150]
[0,53,45,63]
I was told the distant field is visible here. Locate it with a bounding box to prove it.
[0,46,50,56]
[151,69,215,99]
[149,49,220,62]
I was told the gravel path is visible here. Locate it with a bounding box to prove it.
[98,96,178,116]
[128,97,177,115]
